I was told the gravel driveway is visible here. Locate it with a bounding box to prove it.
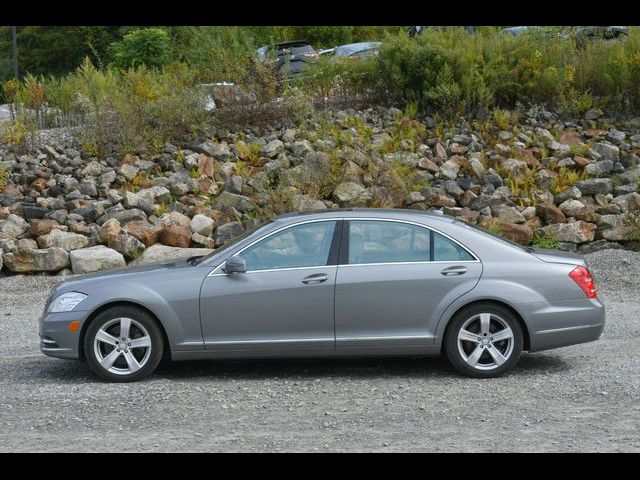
[1,250,639,452]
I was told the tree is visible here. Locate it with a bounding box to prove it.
[108,28,171,69]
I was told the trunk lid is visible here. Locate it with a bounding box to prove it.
[530,248,587,267]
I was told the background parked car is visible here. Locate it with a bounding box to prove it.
[255,40,319,75]
[332,42,381,60]
[566,26,628,48]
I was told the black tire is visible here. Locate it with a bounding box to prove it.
[444,303,523,378]
[84,306,164,382]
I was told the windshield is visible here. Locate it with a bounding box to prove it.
[194,220,273,265]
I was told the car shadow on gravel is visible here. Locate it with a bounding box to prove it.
[153,352,573,381]
[22,352,573,384]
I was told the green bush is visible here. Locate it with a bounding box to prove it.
[108,28,172,70]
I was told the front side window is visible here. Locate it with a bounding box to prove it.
[348,220,430,265]
[242,221,336,271]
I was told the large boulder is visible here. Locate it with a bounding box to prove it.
[107,233,146,259]
[537,203,566,224]
[216,191,257,213]
[190,214,215,237]
[332,182,366,206]
[0,214,29,238]
[260,139,284,158]
[159,225,192,248]
[542,221,597,244]
[292,194,327,211]
[3,247,70,273]
[70,246,125,274]
[480,218,532,245]
[37,229,89,251]
[215,221,244,247]
[123,221,161,247]
[128,244,213,266]
[575,178,612,196]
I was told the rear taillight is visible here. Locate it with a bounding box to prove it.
[569,266,597,299]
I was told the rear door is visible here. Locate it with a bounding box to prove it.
[334,219,482,347]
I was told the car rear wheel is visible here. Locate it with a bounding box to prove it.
[445,303,523,378]
[84,306,164,382]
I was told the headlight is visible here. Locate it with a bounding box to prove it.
[47,292,87,313]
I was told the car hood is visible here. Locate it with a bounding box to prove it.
[52,257,198,295]
[530,248,587,267]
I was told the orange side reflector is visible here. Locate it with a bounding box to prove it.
[68,320,80,333]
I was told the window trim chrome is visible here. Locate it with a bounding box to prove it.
[207,215,480,276]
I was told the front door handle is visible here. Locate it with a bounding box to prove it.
[440,265,468,276]
[301,273,328,284]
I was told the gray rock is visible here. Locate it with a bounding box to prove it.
[215,222,244,247]
[100,170,117,184]
[578,239,623,254]
[0,214,29,238]
[190,214,215,237]
[3,247,70,273]
[597,214,625,230]
[575,178,613,195]
[292,194,327,211]
[107,233,146,259]
[612,192,640,213]
[119,164,140,181]
[333,182,366,206]
[290,140,314,157]
[542,221,597,244]
[491,205,526,224]
[439,159,460,180]
[261,140,285,158]
[591,142,620,162]
[223,175,243,194]
[37,229,89,251]
[216,191,256,213]
[585,160,615,176]
[81,160,102,177]
[137,186,171,205]
[70,246,126,274]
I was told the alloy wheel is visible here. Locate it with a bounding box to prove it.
[93,317,152,376]
[457,313,514,371]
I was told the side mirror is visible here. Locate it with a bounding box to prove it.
[223,255,247,274]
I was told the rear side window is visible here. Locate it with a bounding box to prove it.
[433,231,475,261]
[348,220,430,264]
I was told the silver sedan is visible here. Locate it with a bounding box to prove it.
[39,209,605,382]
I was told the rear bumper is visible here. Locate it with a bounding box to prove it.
[39,310,90,359]
[521,298,605,352]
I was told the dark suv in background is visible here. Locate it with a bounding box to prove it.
[256,40,319,75]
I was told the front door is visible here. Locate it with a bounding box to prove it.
[200,220,340,351]
[335,220,482,347]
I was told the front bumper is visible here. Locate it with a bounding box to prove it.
[39,310,91,359]
[522,297,605,352]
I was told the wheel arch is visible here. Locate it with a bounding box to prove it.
[439,299,531,353]
[78,301,172,361]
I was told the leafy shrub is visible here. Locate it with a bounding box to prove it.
[108,28,171,70]
[532,231,559,249]
[0,165,7,192]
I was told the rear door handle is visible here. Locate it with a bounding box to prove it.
[301,273,328,284]
[440,265,467,276]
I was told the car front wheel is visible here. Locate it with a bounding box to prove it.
[84,306,164,382]
[445,303,523,378]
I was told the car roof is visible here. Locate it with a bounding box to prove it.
[272,208,451,224]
